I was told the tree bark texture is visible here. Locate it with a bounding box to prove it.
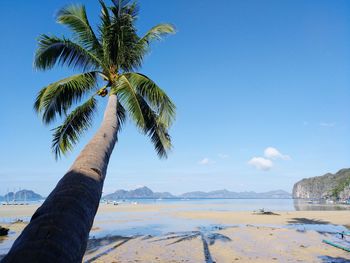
[2,95,119,263]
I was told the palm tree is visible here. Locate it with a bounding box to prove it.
[3,0,175,262]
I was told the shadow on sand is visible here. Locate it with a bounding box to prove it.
[84,235,132,263]
[287,217,330,225]
[152,226,233,263]
[319,255,350,263]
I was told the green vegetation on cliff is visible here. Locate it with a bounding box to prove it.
[331,174,350,199]
[293,168,350,200]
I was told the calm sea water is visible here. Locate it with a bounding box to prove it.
[1,199,349,257]
[90,198,350,238]
[104,198,350,211]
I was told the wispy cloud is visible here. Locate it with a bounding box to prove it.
[320,122,336,127]
[198,158,211,165]
[248,157,273,171]
[264,147,291,160]
[218,153,229,159]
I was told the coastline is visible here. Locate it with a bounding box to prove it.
[2,203,349,226]
[1,203,349,262]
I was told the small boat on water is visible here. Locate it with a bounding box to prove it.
[306,199,319,204]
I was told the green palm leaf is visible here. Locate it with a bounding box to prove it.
[34,72,98,124]
[52,97,97,158]
[136,94,172,158]
[34,35,100,71]
[125,73,175,127]
[106,5,141,71]
[34,0,176,160]
[110,0,138,18]
[112,75,145,129]
[139,24,175,45]
[57,4,102,56]
[116,102,126,128]
[115,102,127,141]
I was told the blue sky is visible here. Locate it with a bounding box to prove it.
[0,0,349,196]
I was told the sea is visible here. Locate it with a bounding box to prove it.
[1,199,350,260]
[102,198,350,211]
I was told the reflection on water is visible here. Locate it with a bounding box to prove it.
[293,199,350,211]
[92,211,214,238]
[1,199,349,261]
[103,198,350,212]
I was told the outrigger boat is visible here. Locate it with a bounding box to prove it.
[323,231,350,252]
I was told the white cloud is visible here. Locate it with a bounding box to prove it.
[264,147,291,160]
[248,157,273,171]
[248,147,290,172]
[218,153,229,159]
[198,158,210,165]
[320,122,336,127]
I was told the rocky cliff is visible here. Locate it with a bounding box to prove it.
[293,168,350,199]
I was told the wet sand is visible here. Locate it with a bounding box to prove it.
[1,203,349,262]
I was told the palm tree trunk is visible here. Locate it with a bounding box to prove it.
[3,95,119,263]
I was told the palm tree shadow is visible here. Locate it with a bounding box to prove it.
[287,217,330,225]
[152,227,232,263]
[319,255,350,263]
[86,235,130,255]
[84,235,132,263]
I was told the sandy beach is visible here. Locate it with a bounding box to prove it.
[1,203,349,262]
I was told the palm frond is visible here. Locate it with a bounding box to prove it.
[118,21,143,71]
[34,72,98,124]
[124,73,175,126]
[102,1,143,71]
[112,75,145,128]
[139,24,175,46]
[116,102,126,128]
[115,102,127,139]
[110,0,138,18]
[52,97,97,159]
[136,94,172,158]
[97,0,112,68]
[99,0,111,25]
[34,35,100,71]
[34,0,176,160]
[57,4,102,56]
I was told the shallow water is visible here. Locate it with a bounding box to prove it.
[92,212,214,238]
[1,199,349,261]
[104,198,350,211]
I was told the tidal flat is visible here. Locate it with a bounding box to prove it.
[0,201,349,262]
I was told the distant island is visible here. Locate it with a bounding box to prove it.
[0,187,293,202]
[0,190,43,202]
[102,187,292,200]
[6,169,350,203]
[293,168,350,201]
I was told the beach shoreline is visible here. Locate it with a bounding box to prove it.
[1,203,349,262]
